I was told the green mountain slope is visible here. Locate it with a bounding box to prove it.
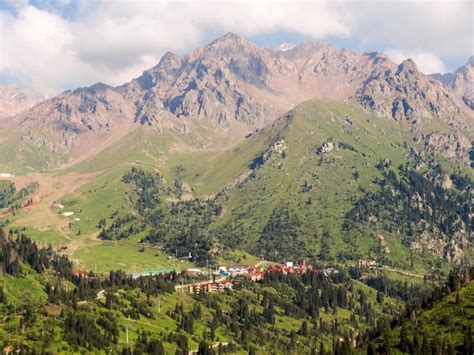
[2,100,471,277]
[203,100,471,272]
[364,278,474,354]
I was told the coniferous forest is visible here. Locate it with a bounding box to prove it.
[1,228,473,354]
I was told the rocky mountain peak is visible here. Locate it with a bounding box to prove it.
[73,82,112,95]
[396,58,419,77]
[9,35,473,167]
[158,51,182,68]
[355,52,469,120]
[200,32,258,55]
[210,32,246,45]
[430,55,474,111]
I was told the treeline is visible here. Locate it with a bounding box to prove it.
[0,228,72,278]
[140,197,222,264]
[46,269,176,305]
[98,213,146,241]
[0,228,176,305]
[362,266,474,354]
[0,181,39,209]
[102,168,223,265]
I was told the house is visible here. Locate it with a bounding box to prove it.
[217,279,233,291]
[218,266,230,277]
[132,269,175,279]
[229,266,248,276]
[185,268,202,276]
[247,270,264,282]
[358,259,377,268]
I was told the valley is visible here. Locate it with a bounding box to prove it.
[0,30,472,354]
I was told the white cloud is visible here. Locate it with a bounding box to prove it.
[385,49,448,74]
[0,0,471,93]
[348,0,473,59]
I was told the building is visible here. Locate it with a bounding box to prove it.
[132,269,175,279]
[185,268,202,276]
[247,270,264,282]
[358,259,377,268]
[218,266,230,277]
[229,266,249,276]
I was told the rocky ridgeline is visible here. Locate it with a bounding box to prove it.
[6,33,473,164]
[431,56,474,110]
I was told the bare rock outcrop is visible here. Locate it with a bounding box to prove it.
[8,33,473,166]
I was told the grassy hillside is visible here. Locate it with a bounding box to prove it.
[206,100,464,273]
[1,100,471,277]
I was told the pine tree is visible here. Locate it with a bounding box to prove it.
[198,340,211,355]
[320,341,326,355]
[399,323,409,352]
[367,342,376,355]
[462,327,473,355]
[299,320,309,337]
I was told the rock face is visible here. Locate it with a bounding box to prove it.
[355,58,473,165]
[0,86,46,119]
[355,59,467,121]
[431,57,474,110]
[122,33,396,128]
[18,83,134,154]
[10,33,474,165]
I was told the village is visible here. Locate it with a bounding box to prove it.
[72,253,444,300]
[125,260,353,294]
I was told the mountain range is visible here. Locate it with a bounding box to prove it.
[1,33,472,171]
[0,32,472,271]
[1,32,473,352]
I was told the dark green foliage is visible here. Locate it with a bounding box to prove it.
[344,163,473,259]
[0,180,15,208]
[63,312,109,350]
[122,168,162,214]
[0,181,38,209]
[257,204,306,261]
[117,168,223,264]
[98,214,146,241]
[363,267,474,354]
[133,330,165,354]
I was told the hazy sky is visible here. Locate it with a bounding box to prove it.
[0,0,472,94]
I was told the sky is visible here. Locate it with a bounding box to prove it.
[0,0,472,94]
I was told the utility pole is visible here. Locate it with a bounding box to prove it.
[126,317,130,345]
